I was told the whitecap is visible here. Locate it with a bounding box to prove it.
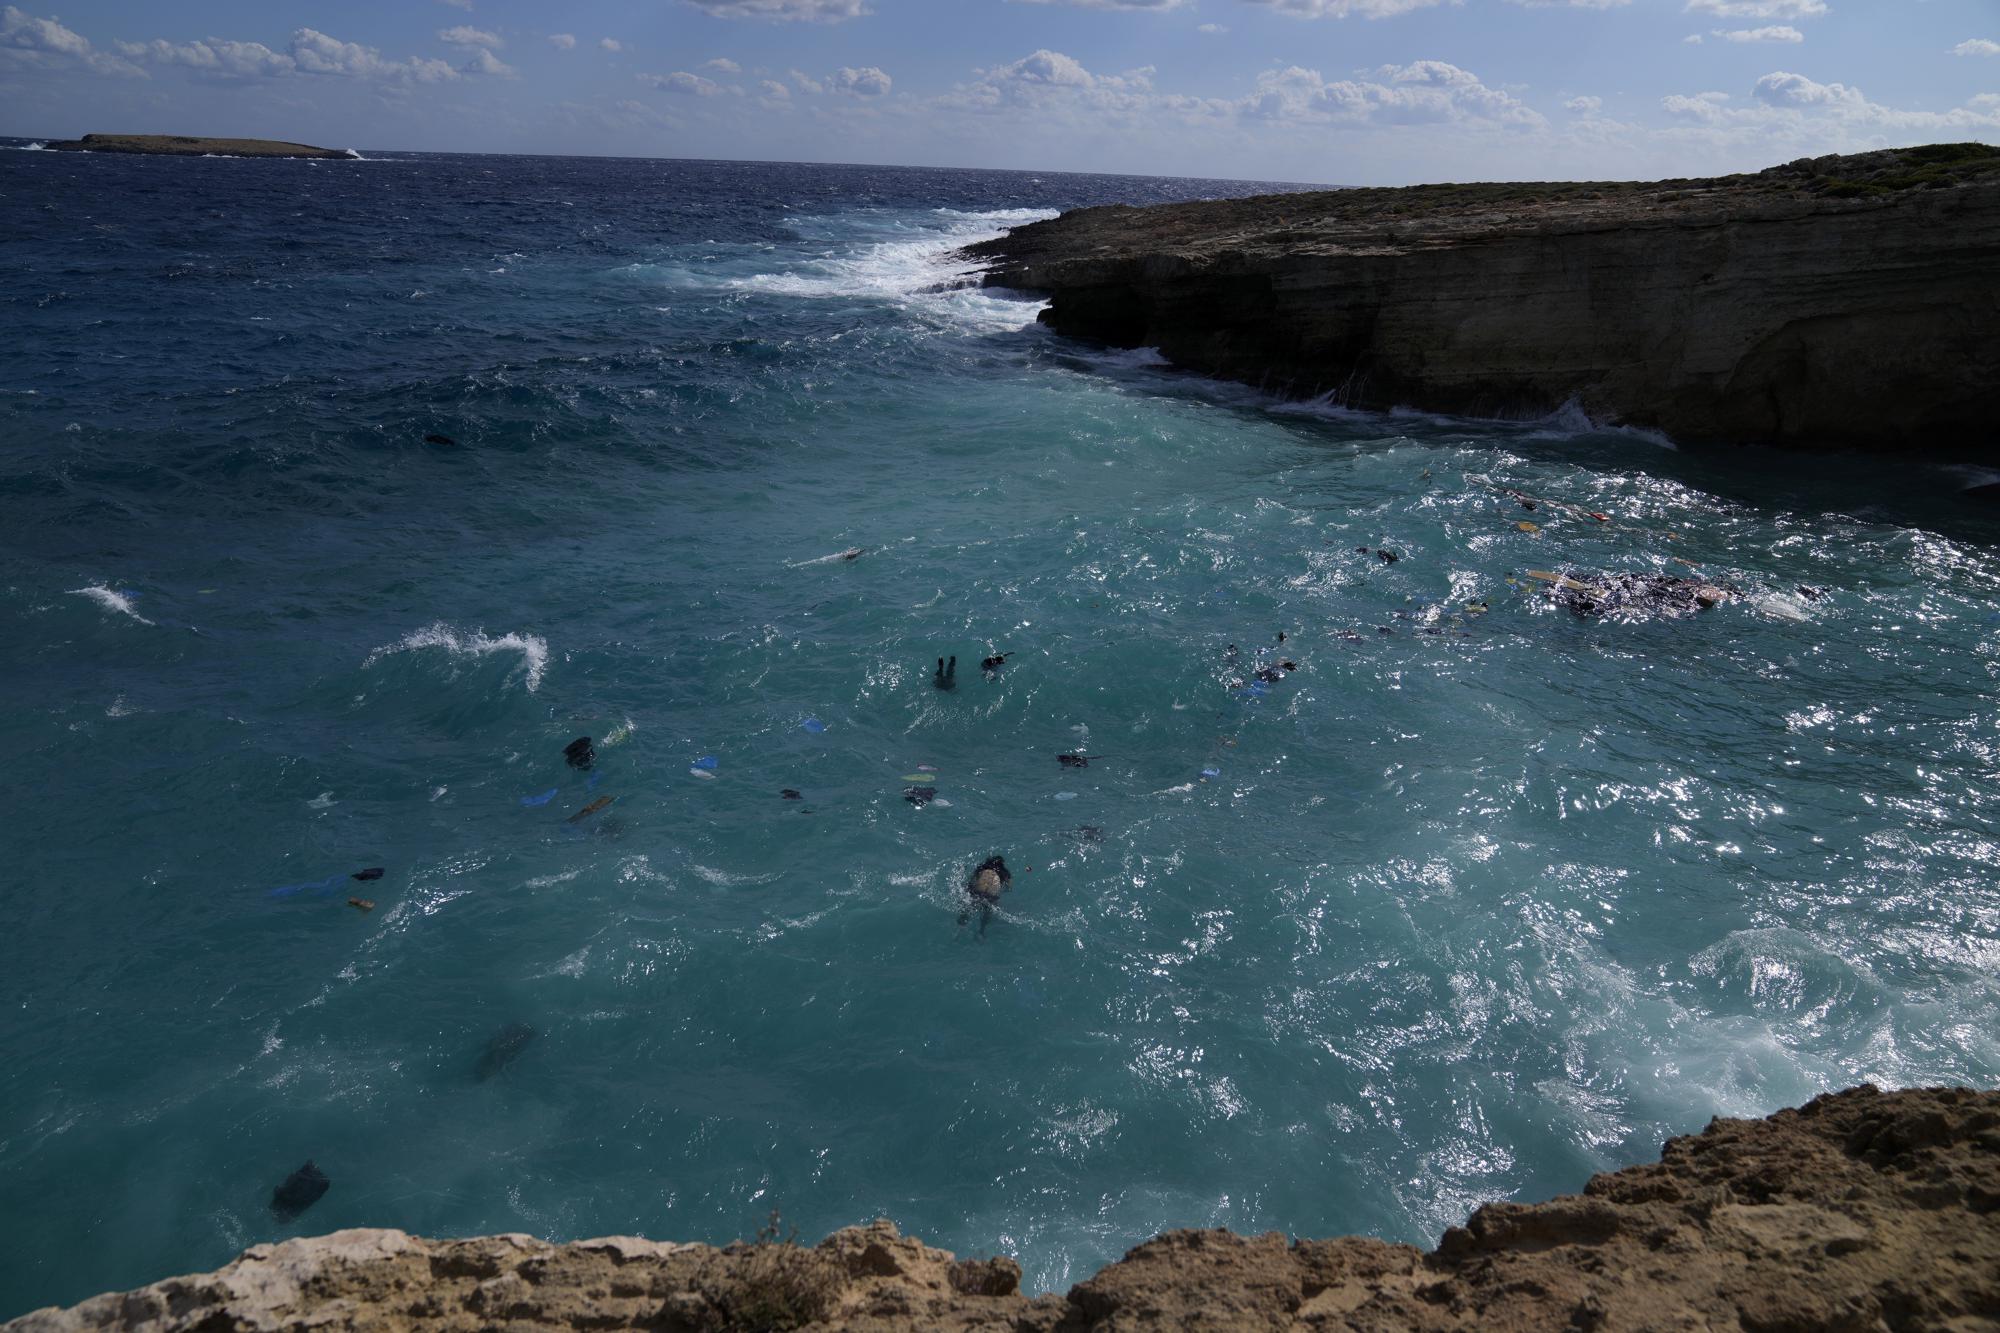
[363,622,549,691]
[69,585,152,624]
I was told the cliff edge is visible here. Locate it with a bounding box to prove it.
[967,145,2000,456]
[9,1084,1998,1330]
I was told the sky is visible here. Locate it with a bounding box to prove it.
[2,0,1997,184]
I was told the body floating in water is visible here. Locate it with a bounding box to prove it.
[563,737,594,770]
[959,854,1012,935]
[933,656,957,690]
[270,1161,329,1223]
[473,1022,538,1082]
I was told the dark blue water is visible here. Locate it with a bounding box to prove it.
[3,143,1998,1320]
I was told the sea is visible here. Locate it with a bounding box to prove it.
[3,142,1998,1319]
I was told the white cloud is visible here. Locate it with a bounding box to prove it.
[830,64,891,95]
[437,25,501,48]
[680,0,872,20]
[789,67,824,93]
[759,77,790,98]
[1012,0,1191,9]
[1659,68,2000,146]
[1713,25,1802,42]
[1954,39,2000,57]
[1508,0,1631,8]
[437,0,474,9]
[1565,94,1602,113]
[1244,59,1547,127]
[114,35,291,79]
[1,6,143,75]
[704,56,741,72]
[600,37,622,51]
[1240,0,1454,16]
[1684,33,1703,43]
[548,33,576,49]
[1661,90,1729,122]
[1751,69,1862,108]
[290,28,458,83]
[1198,22,1228,33]
[458,46,515,76]
[640,69,723,94]
[1683,0,1825,19]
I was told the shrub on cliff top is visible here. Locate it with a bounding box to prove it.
[695,1212,846,1332]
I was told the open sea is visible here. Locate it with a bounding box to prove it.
[3,143,1999,1319]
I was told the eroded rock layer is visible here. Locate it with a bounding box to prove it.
[10,1085,1998,1331]
[967,146,2000,455]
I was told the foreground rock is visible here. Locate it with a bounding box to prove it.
[11,1085,1997,1330]
[968,145,2000,455]
[42,134,353,159]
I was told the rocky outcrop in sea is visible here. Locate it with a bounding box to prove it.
[967,146,2000,455]
[10,1085,1997,1330]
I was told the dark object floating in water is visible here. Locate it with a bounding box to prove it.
[781,788,803,800]
[933,656,957,690]
[1057,753,1111,768]
[1531,570,1737,620]
[1796,585,1827,601]
[423,434,458,447]
[351,867,384,882]
[347,897,373,912]
[566,795,614,824]
[1376,549,1400,564]
[270,1161,330,1223]
[904,786,938,808]
[966,855,1012,904]
[981,652,1011,672]
[563,737,595,770]
[474,1022,538,1082]
[1075,825,1104,843]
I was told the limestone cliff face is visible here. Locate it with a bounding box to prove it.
[967,147,2000,455]
[9,1085,1998,1331]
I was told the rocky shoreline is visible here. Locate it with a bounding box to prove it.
[967,145,2000,456]
[9,1085,1996,1330]
[42,134,353,159]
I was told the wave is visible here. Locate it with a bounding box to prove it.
[69,584,152,624]
[363,623,549,691]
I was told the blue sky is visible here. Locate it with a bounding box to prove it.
[3,0,1997,183]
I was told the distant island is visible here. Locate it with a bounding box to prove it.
[42,134,354,160]
[968,143,2000,455]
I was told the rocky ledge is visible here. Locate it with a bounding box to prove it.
[967,145,2000,455]
[10,1085,1998,1331]
[42,134,354,159]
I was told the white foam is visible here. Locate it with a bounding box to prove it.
[363,622,549,691]
[69,584,152,624]
[721,207,1056,334]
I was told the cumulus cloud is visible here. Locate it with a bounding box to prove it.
[704,56,741,72]
[114,35,292,79]
[1714,25,1802,41]
[680,0,872,20]
[1683,0,1825,18]
[1750,69,1862,108]
[437,25,501,47]
[291,28,458,82]
[830,64,892,95]
[1661,90,1730,122]
[1012,0,1191,9]
[640,69,724,94]
[548,33,576,49]
[457,46,515,76]
[436,0,474,9]
[600,37,622,51]
[1565,94,1603,113]
[1,6,143,75]
[1954,39,2000,57]
[1198,22,1228,33]
[1244,59,1547,127]
[1509,0,1631,8]
[789,67,824,93]
[759,77,790,98]
[1239,0,1453,16]
[1660,68,2000,143]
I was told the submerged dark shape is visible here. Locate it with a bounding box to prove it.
[1074,825,1104,843]
[269,1161,329,1223]
[904,786,938,808]
[423,434,458,447]
[981,652,1011,672]
[565,795,614,824]
[474,1022,539,1082]
[563,737,595,770]
[1376,549,1400,565]
[780,788,803,800]
[347,897,373,912]
[351,867,384,882]
[933,656,957,690]
[1057,753,1109,768]
[1545,571,1738,620]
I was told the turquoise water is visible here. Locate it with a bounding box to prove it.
[4,145,2000,1318]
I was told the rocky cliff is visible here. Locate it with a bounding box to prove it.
[42,135,353,159]
[967,145,2000,455]
[10,1085,1998,1331]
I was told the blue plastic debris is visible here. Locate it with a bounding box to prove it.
[693,755,719,770]
[520,788,558,806]
[802,717,826,734]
